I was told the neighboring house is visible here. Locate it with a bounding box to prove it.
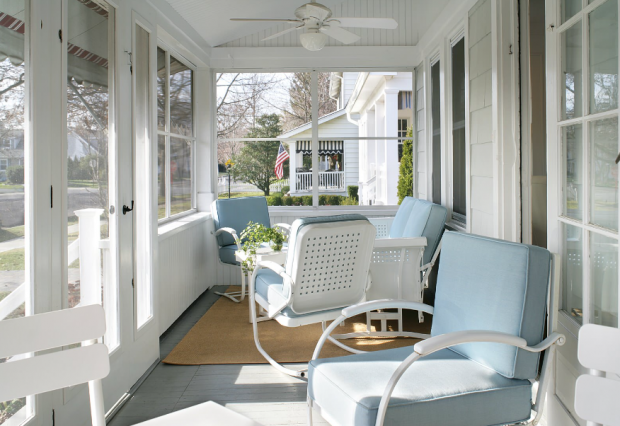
[0,131,24,181]
[345,72,413,205]
[279,72,360,197]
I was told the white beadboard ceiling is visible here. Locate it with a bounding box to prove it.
[163,0,450,48]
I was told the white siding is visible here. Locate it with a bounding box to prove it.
[415,64,426,200]
[468,0,493,237]
[218,0,450,48]
[342,72,359,106]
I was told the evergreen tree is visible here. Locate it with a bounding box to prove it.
[397,126,414,204]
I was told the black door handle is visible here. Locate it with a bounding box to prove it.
[123,201,134,215]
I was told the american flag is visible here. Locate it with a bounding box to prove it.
[274,142,289,179]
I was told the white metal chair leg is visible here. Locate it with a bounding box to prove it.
[250,287,307,378]
[215,270,248,303]
[307,395,314,426]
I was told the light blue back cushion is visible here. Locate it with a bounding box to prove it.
[212,197,271,246]
[285,214,369,274]
[431,231,551,380]
[390,197,447,265]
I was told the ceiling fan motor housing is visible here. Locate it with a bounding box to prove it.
[295,2,332,21]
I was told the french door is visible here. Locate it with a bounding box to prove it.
[546,0,619,424]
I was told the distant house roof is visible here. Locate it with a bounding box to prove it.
[278,108,353,139]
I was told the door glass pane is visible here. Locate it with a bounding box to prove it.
[157,48,166,131]
[590,232,618,327]
[431,61,441,204]
[589,0,618,114]
[562,223,584,324]
[452,39,466,220]
[561,21,583,120]
[157,135,166,219]
[563,124,583,220]
[562,0,581,23]
[0,0,32,423]
[590,117,618,231]
[170,137,192,216]
[66,0,118,349]
[169,56,192,137]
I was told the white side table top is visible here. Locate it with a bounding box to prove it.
[235,247,288,266]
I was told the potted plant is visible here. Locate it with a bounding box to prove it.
[239,222,287,273]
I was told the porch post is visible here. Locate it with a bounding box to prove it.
[311,71,319,207]
[384,89,400,205]
[75,208,104,305]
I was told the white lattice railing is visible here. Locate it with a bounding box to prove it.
[295,171,345,192]
[0,208,107,322]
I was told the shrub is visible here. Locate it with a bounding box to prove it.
[302,195,312,206]
[291,196,303,206]
[341,197,359,206]
[283,196,293,206]
[267,194,283,206]
[319,195,328,206]
[7,165,24,185]
[281,185,290,195]
[347,185,359,201]
[397,127,414,204]
[326,195,341,206]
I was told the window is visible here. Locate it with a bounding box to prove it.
[157,47,195,220]
[431,60,442,205]
[398,118,408,161]
[451,38,467,223]
[0,158,7,171]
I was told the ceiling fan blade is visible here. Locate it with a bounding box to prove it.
[320,25,360,45]
[230,18,302,23]
[331,17,398,29]
[306,4,331,21]
[262,25,304,41]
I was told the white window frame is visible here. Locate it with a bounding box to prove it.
[426,51,444,207]
[156,43,197,224]
[445,25,470,230]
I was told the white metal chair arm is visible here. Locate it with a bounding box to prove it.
[342,299,434,318]
[372,237,427,249]
[273,223,292,235]
[374,330,566,426]
[255,260,288,279]
[214,227,241,246]
[311,299,435,361]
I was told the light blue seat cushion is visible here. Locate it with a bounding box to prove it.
[432,231,551,380]
[254,269,340,319]
[219,244,239,265]
[212,197,271,247]
[389,197,447,265]
[308,346,532,426]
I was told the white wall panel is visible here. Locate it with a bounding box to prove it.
[415,65,426,199]
[158,217,211,335]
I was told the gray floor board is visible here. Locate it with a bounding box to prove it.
[108,287,329,426]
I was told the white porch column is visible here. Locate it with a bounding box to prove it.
[75,208,104,305]
[384,89,399,205]
[196,68,215,211]
[366,109,376,205]
[375,100,386,204]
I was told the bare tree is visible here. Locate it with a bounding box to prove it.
[281,72,336,132]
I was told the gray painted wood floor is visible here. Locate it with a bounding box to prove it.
[108,287,329,426]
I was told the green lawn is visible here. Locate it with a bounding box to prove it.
[0,248,24,271]
[69,179,100,188]
[0,225,25,243]
[0,183,24,190]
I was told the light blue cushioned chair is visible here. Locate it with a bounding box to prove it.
[249,214,376,378]
[308,231,566,426]
[356,197,446,338]
[211,197,291,302]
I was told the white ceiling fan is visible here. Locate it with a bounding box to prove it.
[231,0,398,51]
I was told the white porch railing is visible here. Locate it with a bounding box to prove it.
[295,171,345,192]
[0,208,109,323]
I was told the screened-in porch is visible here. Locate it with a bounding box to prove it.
[0,0,618,425]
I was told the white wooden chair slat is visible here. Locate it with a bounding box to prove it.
[0,305,106,359]
[575,375,620,426]
[0,344,110,402]
[577,324,620,375]
[135,401,263,426]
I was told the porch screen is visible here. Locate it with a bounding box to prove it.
[296,140,344,155]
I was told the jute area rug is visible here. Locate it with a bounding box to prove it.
[163,287,432,365]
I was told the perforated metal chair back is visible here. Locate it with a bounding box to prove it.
[284,215,376,315]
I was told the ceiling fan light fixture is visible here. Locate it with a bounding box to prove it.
[300,31,328,51]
